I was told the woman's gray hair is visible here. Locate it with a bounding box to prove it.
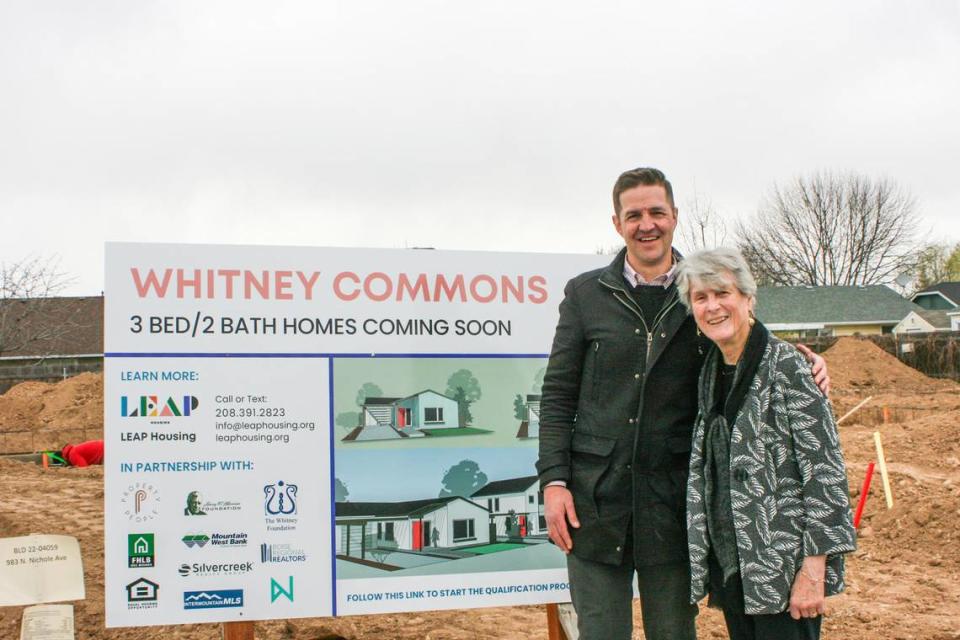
[675,247,758,312]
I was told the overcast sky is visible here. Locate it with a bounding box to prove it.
[2,1,958,295]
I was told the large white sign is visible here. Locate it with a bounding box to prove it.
[104,242,606,627]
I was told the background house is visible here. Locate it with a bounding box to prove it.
[894,309,953,334]
[910,282,960,311]
[515,394,540,439]
[335,496,489,560]
[756,285,921,338]
[0,296,103,393]
[471,475,546,539]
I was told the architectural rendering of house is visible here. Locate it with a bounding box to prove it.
[342,389,461,442]
[471,475,546,538]
[335,496,490,561]
[756,285,922,338]
[515,394,541,439]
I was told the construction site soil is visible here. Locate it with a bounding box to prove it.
[0,337,958,639]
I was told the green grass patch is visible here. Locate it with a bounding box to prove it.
[419,427,493,437]
[463,543,528,555]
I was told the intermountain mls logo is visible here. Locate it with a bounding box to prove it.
[183,589,243,610]
[182,532,247,548]
[260,542,307,563]
[128,533,155,568]
[121,481,160,523]
[121,394,199,422]
[126,577,159,610]
[270,577,294,603]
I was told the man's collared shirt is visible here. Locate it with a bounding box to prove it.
[623,251,679,288]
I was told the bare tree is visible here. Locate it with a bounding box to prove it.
[0,256,78,357]
[737,172,922,286]
[677,189,728,252]
[912,242,960,291]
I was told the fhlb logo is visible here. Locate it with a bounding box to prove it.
[128,533,155,568]
[264,480,298,515]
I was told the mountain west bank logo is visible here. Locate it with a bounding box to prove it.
[183,589,243,610]
[121,394,199,424]
[126,577,159,610]
[182,532,247,548]
[260,542,307,563]
[270,577,294,603]
[128,533,155,568]
[121,482,160,523]
[264,480,299,532]
[178,561,253,577]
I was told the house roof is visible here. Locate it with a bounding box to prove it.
[362,389,457,406]
[0,296,103,358]
[363,397,401,405]
[336,495,486,519]
[755,286,919,327]
[472,475,539,497]
[913,282,960,307]
[526,394,541,402]
[913,309,952,329]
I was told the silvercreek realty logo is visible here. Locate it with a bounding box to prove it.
[182,532,247,548]
[121,482,160,523]
[178,561,253,577]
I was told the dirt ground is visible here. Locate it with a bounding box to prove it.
[1,337,959,639]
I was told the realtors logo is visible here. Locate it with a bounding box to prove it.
[178,561,253,577]
[121,482,160,523]
[128,533,155,568]
[121,395,199,418]
[181,534,210,548]
[260,543,307,564]
[126,577,159,610]
[183,589,243,610]
[270,577,294,603]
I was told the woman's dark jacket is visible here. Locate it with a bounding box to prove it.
[686,329,857,615]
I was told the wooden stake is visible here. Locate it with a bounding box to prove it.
[836,396,873,425]
[546,603,570,640]
[222,621,255,640]
[873,432,894,509]
[882,406,891,423]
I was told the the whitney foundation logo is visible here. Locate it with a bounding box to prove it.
[264,480,299,533]
[121,482,160,523]
[182,532,247,548]
[270,577,294,603]
[121,395,199,420]
[260,542,307,563]
[126,577,159,610]
[183,589,243,610]
[128,533,155,568]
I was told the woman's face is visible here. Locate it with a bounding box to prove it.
[689,272,754,354]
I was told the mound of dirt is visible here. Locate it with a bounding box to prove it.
[824,338,957,395]
[0,372,103,432]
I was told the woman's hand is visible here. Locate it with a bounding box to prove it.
[789,555,826,620]
[796,344,830,396]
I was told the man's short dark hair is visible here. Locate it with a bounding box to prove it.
[612,167,675,215]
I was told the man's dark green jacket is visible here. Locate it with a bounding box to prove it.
[536,249,707,566]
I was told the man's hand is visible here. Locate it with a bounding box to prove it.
[797,343,830,397]
[544,484,579,553]
[789,555,826,620]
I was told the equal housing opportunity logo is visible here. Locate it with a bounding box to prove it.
[126,577,159,610]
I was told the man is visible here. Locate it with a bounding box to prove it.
[184,491,206,516]
[536,167,828,640]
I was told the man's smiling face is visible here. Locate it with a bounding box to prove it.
[612,184,678,277]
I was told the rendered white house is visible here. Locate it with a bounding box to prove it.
[515,394,541,439]
[335,496,490,561]
[343,389,461,442]
[471,475,546,538]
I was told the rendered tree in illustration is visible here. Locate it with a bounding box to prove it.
[438,459,488,498]
[444,370,481,427]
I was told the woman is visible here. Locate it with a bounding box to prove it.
[676,248,856,640]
